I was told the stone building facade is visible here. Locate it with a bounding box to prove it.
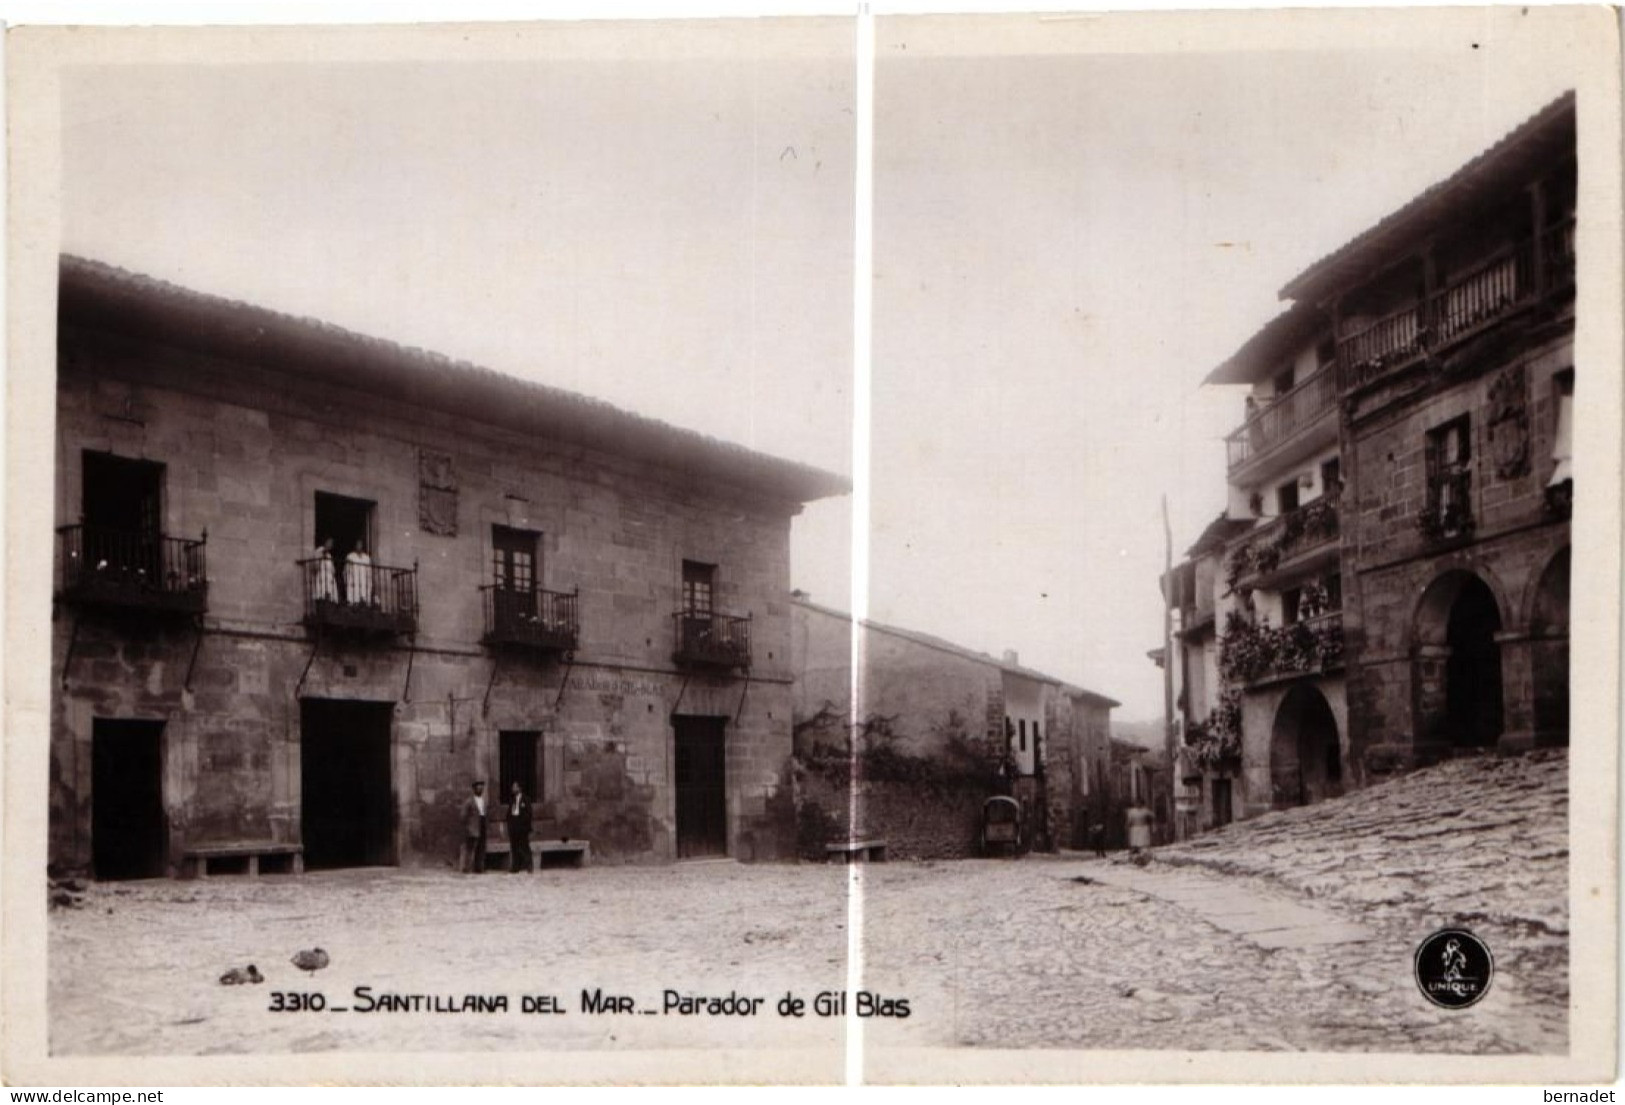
[1163,92,1574,829]
[52,257,847,878]
[790,597,1118,856]
[1300,94,1576,772]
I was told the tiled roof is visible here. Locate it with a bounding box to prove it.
[1279,91,1576,304]
[1201,300,1329,387]
[1185,512,1253,558]
[792,596,1121,707]
[58,255,852,506]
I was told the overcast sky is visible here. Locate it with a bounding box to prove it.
[58,13,1586,719]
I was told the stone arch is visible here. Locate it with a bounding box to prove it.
[1269,683,1343,809]
[1527,546,1570,635]
[1528,547,1570,742]
[1413,569,1505,750]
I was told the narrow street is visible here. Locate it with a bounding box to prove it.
[49,751,1567,1059]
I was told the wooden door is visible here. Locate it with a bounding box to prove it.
[674,716,727,858]
[92,719,167,879]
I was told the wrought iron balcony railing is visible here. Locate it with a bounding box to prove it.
[299,556,417,635]
[1225,364,1339,471]
[1219,608,1344,687]
[57,524,208,614]
[1225,497,1340,590]
[1340,219,1575,391]
[672,610,751,670]
[481,584,578,652]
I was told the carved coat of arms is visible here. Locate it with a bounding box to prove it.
[1486,364,1530,481]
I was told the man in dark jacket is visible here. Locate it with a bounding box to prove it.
[506,781,534,874]
[459,780,487,873]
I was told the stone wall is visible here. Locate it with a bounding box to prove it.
[795,771,985,860]
[790,601,1003,756]
[1343,323,1573,771]
[789,600,1118,856]
[52,321,807,872]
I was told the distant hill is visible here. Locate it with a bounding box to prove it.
[1112,717,1166,749]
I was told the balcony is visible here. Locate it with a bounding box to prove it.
[299,556,417,636]
[672,611,751,671]
[1225,497,1340,591]
[1219,609,1345,688]
[57,524,208,615]
[1340,219,1575,392]
[481,584,578,653]
[1225,364,1338,473]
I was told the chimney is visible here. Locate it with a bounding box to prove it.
[1002,649,1019,666]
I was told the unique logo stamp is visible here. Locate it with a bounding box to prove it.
[1415,928,1495,1009]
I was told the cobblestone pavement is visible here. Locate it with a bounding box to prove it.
[1155,747,1568,1050]
[46,753,1567,1058]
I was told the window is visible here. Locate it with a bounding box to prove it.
[1282,587,1302,626]
[1549,371,1574,487]
[1276,479,1300,515]
[1320,457,1342,497]
[492,526,539,591]
[83,451,163,537]
[681,560,715,617]
[1018,719,1027,752]
[314,492,375,562]
[1272,365,1296,398]
[81,452,165,579]
[1425,417,1473,537]
[490,526,541,631]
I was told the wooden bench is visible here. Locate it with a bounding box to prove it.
[183,842,304,878]
[825,839,887,864]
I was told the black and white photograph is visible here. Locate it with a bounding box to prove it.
[3,5,1620,1089]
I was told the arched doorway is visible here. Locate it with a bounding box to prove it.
[1269,684,1342,809]
[1530,548,1570,742]
[1415,571,1505,750]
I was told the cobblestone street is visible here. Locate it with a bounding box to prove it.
[48,751,1567,1059]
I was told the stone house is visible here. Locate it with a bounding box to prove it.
[1202,297,1351,821]
[1159,513,1250,837]
[1164,92,1574,829]
[790,596,1118,856]
[1295,93,1575,771]
[51,256,848,878]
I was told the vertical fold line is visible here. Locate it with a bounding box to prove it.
[845,1,876,1089]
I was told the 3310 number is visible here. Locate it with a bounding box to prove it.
[267,991,327,1012]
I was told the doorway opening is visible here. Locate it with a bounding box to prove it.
[300,699,395,869]
[1269,684,1342,808]
[92,718,168,880]
[500,730,542,803]
[673,715,727,859]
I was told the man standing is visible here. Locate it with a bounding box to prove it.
[506,782,533,874]
[459,780,488,873]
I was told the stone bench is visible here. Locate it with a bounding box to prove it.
[485,835,590,871]
[825,839,887,864]
[183,842,304,878]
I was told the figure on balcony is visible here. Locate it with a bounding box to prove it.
[312,538,339,604]
[345,541,374,607]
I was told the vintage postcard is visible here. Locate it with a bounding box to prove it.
[3,7,1620,1088]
